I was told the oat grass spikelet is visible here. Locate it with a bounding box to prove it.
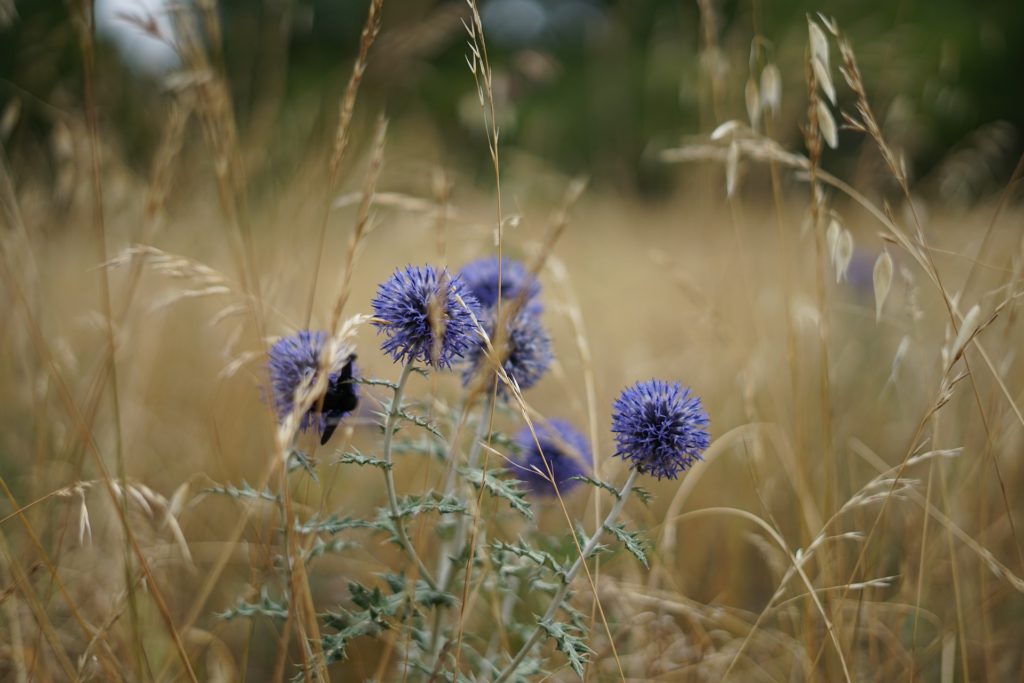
[611,379,710,479]
[513,419,593,495]
[371,265,480,368]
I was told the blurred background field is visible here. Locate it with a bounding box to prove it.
[2,0,1024,680]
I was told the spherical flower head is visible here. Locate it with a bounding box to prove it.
[611,379,710,480]
[512,419,593,496]
[457,256,542,313]
[462,309,552,397]
[268,330,359,443]
[371,265,481,369]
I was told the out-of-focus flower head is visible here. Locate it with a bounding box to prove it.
[458,256,542,313]
[462,308,552,397]
[512,418,593,495]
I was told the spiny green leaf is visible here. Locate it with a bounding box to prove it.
[546,526,609,569]
[376,400,446,440]
[502,657,547,683]
[216,589,288,621]
[295,512,395,538]
[320,575,449,666]
[569,475,622,498]
[396,409,445,440]
[349,582,389,616]
[353,376,399,390]
[491,539,565,576]
[378,573,458,609]
[302,537,358,562]
[530,579,562,594]
[391,438,446,461]
[538,617,592,678]
[335,450,391,470]
[406,661,477,683]
[394,492,467,518]
[287,448,318,481]
[460,467,534,519]
[569,475,651,504]
[632,486,653,504]
[415,585,458,608]
[488,431,517,450]
[380,571,407,594]
[604,522,650,568]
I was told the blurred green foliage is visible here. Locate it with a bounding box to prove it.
[1,0,1022,196]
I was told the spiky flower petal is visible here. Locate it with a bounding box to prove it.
[611,380,709,480]
[512,419,592,496]
[371,265,480,369]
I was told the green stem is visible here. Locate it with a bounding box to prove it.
[438,392,494,590]
[428,392,495,660]
[493,469,640,683]
[383,361,438,590]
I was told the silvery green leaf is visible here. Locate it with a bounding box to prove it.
[605,522,650,568]
[336,450,392,470]
[394,492,467,518]
[492,539,566,576]
[395,409,445,439]
[217,587,289,621]
[287,448,318,481]
[461,467,534,519]
[295,513,391,537]
[569,475,650,504]
[538,618,593,678]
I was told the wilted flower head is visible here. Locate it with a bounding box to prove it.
[611,379,709,480]
[371,265,480,369]
[268,330,359,444]
[462,309,552,397]
[458,256,541,312]
[512,419,592,495]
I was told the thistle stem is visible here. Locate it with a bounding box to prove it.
[383,360,438,590]
[494,469,640,682]
[438,391,495,590]
[429,391,495,659]
[438,399,474,502]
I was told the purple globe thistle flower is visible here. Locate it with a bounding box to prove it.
[371,265,481,369]
[512,419,593,495]
[462,309,552,397]
[457,256,542,312]
[611,380,710,480]
[268,330,359,444]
